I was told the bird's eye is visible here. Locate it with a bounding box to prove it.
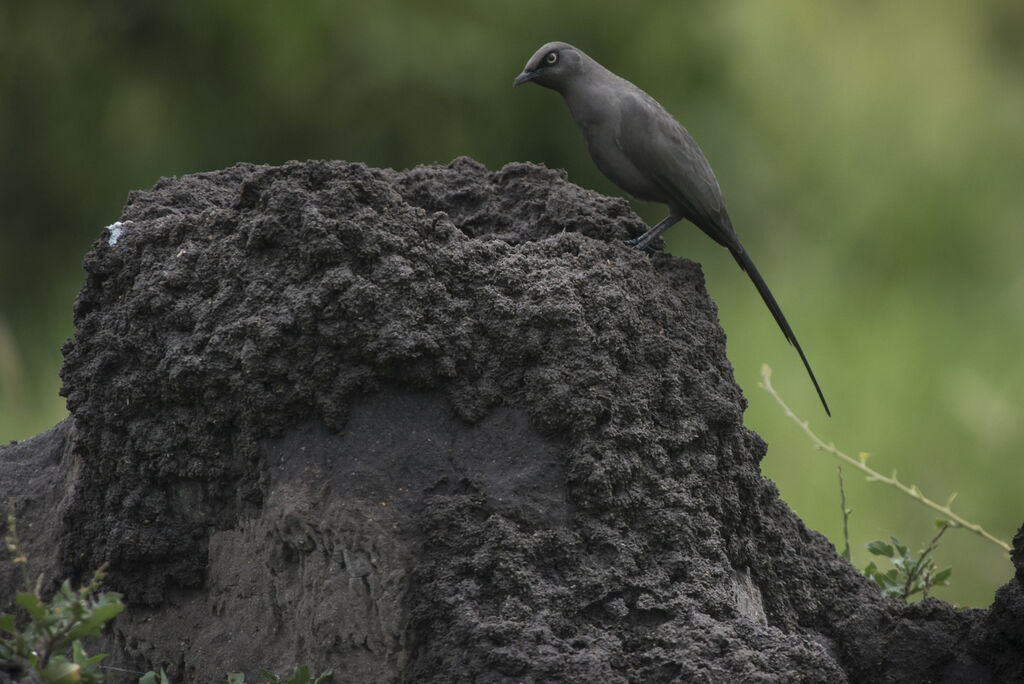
[545,51,558,65]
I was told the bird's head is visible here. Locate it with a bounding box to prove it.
[513,42,583,92]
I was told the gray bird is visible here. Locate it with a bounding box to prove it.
[514,41,830,416]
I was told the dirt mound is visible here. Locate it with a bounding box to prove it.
[2,158,1021,682]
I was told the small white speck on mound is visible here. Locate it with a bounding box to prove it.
[106,220,133,246]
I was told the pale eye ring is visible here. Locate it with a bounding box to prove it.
[545,51,558,65]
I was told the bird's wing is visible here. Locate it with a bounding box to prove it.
[618,91,740,250]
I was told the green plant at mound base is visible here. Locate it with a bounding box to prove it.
[832,463,954,601]
[1,501,124,684]
[141,665,334,683]
[864,523,953,602]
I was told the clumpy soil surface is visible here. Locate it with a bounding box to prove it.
[1,157,1021,682]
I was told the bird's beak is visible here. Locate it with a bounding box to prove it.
[513,70,537,87]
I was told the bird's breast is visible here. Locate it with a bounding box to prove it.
[564,81,671,204]
[579,122,666,204]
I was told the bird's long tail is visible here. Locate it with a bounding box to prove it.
[730,247,830,416]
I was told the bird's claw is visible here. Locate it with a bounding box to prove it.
[623,236,657,251]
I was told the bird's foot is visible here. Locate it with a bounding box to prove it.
[623,235,657,251]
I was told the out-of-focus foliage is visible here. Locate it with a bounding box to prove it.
[1,1,1021,607]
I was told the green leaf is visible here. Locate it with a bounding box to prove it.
[933,567,953,585]
[15,591,46,621]
[891,556,912,574]
[57,579,76,601]
[869,568,904,598]
[285,665,311,684]
[866,541,894,558]
[259,667,280,683]
[39,658,81,684]
[312,670,333,684]
[226,672,247,684]
[66,600,124,641]
[139,668,171,684]
[0,613,16,634]
[73,639,88,664]
[72,638,108,666]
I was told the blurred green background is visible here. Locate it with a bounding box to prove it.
[2,1,1021,607]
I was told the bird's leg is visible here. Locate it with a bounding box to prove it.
[624,215,681,251]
